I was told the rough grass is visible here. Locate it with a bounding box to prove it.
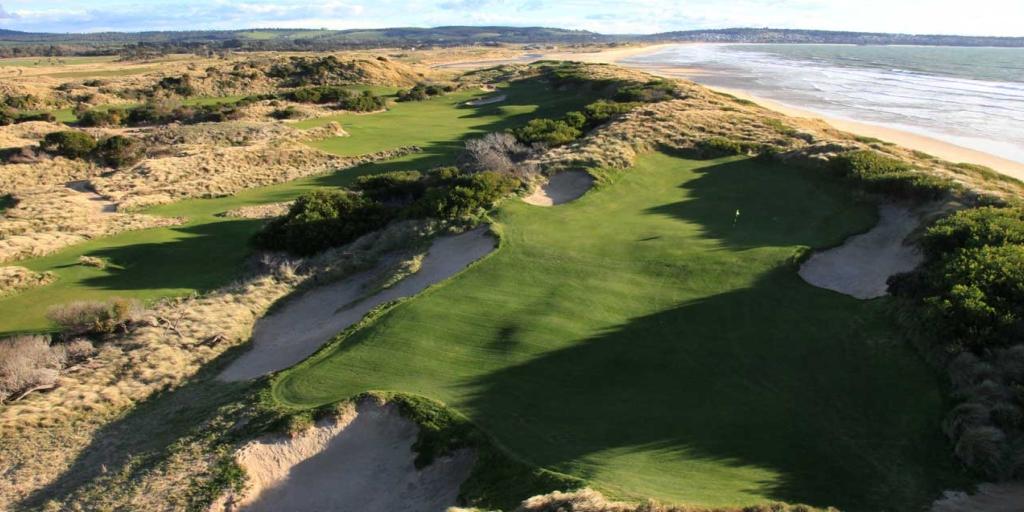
[273,152,969,511]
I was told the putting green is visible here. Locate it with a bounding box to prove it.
[273,153,967,510]
[0,79,595,334]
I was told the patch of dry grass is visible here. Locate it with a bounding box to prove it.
[0,266,56,297]
[221,201,293,219]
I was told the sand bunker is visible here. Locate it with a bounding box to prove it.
[464,94,507,106]
[931,482,1024,512]
[798,204,923,299]
[220,400,474,512]
[66,180,116,214]
[522,171,594,206]
[219,228,495,381]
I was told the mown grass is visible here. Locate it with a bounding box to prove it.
[272,152,969,511]
[0,79,596,334]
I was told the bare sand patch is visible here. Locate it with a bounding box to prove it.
[798,204,923,300]
[66,180,116,214]
[219,227,495,381]
[931,482,1024,512]
[218,400,474,512]
[522,170,594,207]
[464,94,507,106]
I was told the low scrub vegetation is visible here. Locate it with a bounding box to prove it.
[39,130,144,169]
[459,132,537,175]
[255,166,520,255]
[830,150,959,200]
[396,83,452,102]
[890,206,1024,478]
[283,86,387,112]
[47,297,144,337]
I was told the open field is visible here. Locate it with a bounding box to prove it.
[272,152,967,510]
[0,79,598,334]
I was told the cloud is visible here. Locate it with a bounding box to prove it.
[0,0,1020,36]
[0,3,18,19]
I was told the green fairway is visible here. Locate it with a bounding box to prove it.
[0,79,595,334]
[0,56,120,67]
[273,152,967,510]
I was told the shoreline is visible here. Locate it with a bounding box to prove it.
[544,44,1024,181]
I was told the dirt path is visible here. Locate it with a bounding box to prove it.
[223,400,474,512]
[218,228,495,381]
[522,171,594,207]
[65,180,116,214]
[931,483,1024,512]
[798,204,923,299]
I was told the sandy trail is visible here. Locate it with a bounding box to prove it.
[798,204,923,300]
[464,94,507,106]
[219,228,495,381]
[522,171,594,206]
[931,483,1024,512]
[65,180,116,214]
[226,400,475,512]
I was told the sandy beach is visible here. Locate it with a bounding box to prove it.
[551,44,1024,180]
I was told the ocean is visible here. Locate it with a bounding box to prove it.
[625,44,1024,165]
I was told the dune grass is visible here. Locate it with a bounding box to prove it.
[0,79,596,334]
[272,152,969,511]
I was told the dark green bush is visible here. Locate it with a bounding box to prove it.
[95,135,144,169]
[339,90,387,112]
[270,106,303,120]
[354,171,426,203]
[40,131,97,159]
[696,137,744,158]
[512,118,581,146]
[397,84,445,102]
[583,100,636,124]
[283,85,351,104]
[78,108,125,127]
[0,193,16,213]
[920,207,1024,260]
[409,170,519,220]
[831,150,958,199]
[254,191,394,256]
[614,79,679,103]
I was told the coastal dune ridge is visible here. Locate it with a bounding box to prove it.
[564,43,1024,179]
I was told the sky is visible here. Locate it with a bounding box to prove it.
[0,0,1022,37]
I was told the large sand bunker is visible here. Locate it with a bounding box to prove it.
[219,400,474,512]
[798,204,923,299]
[522,171,594,206]
[219,228,495,381]
[931,482,1024,512]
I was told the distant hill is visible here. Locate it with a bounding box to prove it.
[645,28,1024,47]
[0,25,1021,57]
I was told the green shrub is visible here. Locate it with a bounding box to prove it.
[409,170,519,220]
[95,135,144,169]
[583,100,636,124]
[696,137,744,158]
[254,191,394,256]
[513,118,582,146]
[0,194,16,213]
[355,171,426,203]
[396,84,444,102]
[920,207,1024,260]
[613,79,679,103]
[283,85,352,104]
[270,106,303,120]
[78,108,125,127]
[40,131,97,159]
[831,150,958,199]
[339,90,387,112]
